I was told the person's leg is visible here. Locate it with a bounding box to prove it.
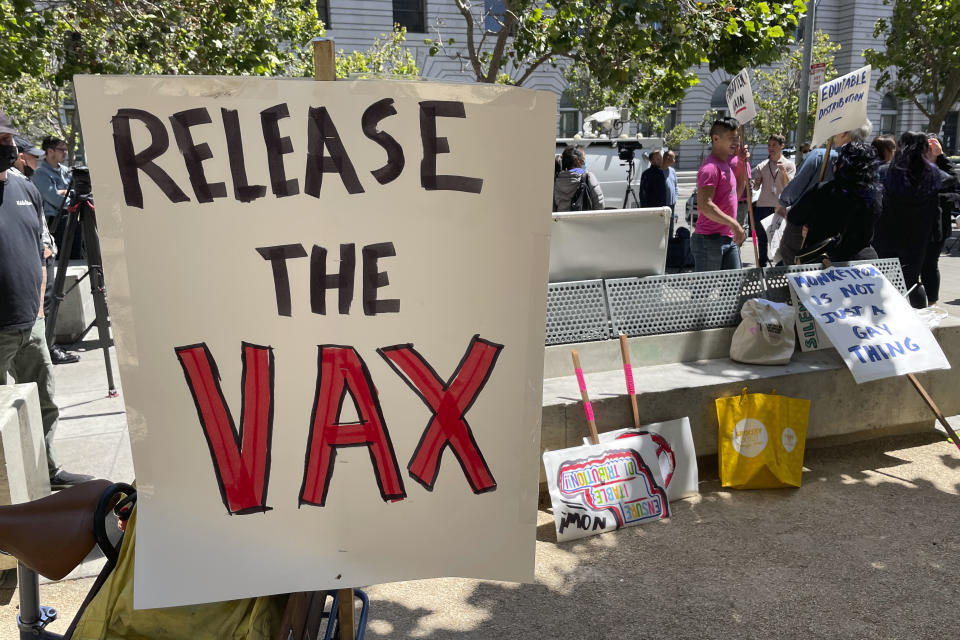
[0,328,26,386]
[692,234,723,272]
[720,237,743,270]
[920,240,941,305]
[899,251,927,309]
[753,207,774,268]
[11,319,60,477]
[668,204,676,238]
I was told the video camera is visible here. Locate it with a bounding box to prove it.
[69,165,93,201]
[617,140,644,163]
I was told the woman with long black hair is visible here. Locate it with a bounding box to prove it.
[874,131,945,308]
[785,140,881,263]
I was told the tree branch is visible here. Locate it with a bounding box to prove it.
[454,0,484,81]
[514,50,560,86]
[912,96,932,120]
[484,8,516,83]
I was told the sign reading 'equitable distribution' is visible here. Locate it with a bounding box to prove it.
[75,76,556,609]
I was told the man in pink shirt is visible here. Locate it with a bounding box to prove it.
[693,117,747,271]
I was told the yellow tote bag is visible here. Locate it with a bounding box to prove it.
[716,389,810,489]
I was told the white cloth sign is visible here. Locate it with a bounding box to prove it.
[787,265,950,383]
[582,418,699,502]
[75,75,555,608]
[811,65,871,147]
[725,69,757,124]
[789,285,833,352]
[544,434,671,543]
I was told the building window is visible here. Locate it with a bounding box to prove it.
[485,0,505,32]
[880,92,897,135]
[394,0,426,33]
[557,93,581,138]
[663,104,679,133]
[711,82,730,119]
[316,0,330,27]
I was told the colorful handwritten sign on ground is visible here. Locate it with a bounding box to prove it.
[811,65,871,147]
[725,69,757,124]
[544,434,671,542]
[582,418,699,502]
[75,75,555,608]
[787,265,950,383]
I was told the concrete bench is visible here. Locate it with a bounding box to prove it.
[0,384,53,569]
[539,316,960,484]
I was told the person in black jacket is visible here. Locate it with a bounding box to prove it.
[916,135,959,306]
[874,131,946,308]
[786,140,881,263]
[638,150,667,208]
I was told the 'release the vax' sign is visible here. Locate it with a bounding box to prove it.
[75,75,555,609]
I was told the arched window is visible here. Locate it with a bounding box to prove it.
[711,82,730,118]
[880,93,897,135]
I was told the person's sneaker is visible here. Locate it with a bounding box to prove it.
[50,345,80,365]
[50,469,95,490]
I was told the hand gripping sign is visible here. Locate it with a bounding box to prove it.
[75,75,555,609]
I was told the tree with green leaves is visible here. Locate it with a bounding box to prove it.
[426,0,807,112]
[752,30,840,143]
[864,0,960,134]
[336,26,420,79]
[664,123,697,149]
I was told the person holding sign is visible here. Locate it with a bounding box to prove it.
[752,134,795,267]
[777,121,872,264]
[784,140,881,263]
[692,117,747,271]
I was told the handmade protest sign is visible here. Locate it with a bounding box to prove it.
[543,434,671,542]
[787,265,950,383]
[75,75,555,608]
[788,287,833,352]
[725,69,757,124]
[811,65,871,147]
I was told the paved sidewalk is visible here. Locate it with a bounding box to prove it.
[0,251,957,638]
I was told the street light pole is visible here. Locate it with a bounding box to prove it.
[795,0,817,163]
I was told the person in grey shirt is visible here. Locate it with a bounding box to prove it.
[662,149,679,236]
[776,120,872,264]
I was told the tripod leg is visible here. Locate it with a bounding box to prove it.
[45,210,79,346]
[79,204,119,397]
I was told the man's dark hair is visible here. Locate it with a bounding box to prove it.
[768,134,786,146]
[560,145,585,170]
[709,117,739,139]
[41,136,64,151]
[871,135,896,161]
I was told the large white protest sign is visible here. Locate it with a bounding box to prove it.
[811,65,871,147]
[75,75,555,608]
[725,69,757,124]
[787,265,950,383]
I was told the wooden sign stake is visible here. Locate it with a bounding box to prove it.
[618,334,640,429]
[818,138,833,183]
[907,373,960,452]
[311,37,355,640]
[571,350,600,445]
[738,126,763,278]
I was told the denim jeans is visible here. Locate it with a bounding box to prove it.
[0,318,60,476]
[692,233,742,272]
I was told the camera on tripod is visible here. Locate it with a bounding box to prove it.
[617,140,644,163]
[69,165,93,201]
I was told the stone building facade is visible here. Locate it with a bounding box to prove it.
[322,0,959,170]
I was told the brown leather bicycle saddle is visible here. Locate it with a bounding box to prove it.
[0,479,112,580]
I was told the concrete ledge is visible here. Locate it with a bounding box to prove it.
[55,264,94,344]
[540,317,960,483]
[0,384,52,570]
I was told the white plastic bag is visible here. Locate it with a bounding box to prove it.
[764,212,786,265]
[730,299,796,365]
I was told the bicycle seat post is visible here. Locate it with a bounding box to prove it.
[16,561,59,639]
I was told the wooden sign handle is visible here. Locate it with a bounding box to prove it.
[618,334,640,429]
[313,38,336,81]
[818,138,833,183]
[572,350,601,445]
[907,373,960,453]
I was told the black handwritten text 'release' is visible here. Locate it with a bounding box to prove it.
[111,99,484,209]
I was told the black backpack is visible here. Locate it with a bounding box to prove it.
[666,227,695,270]
[569,173,591,211]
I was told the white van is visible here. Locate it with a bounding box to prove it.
[555,137,665,209]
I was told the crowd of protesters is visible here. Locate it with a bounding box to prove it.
[691,116,959,310]
[1,110,91,489]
